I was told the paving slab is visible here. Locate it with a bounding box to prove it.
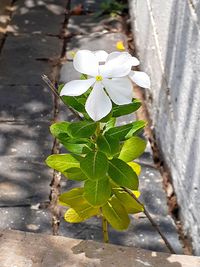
[0,121,52,157]
[0,156,52,205]
[0,208,51,233]
[10,0,65,36]
[0,230,199,267]
[66,32,126,52]
[68,14,123,35]
[0,35,62,85]
[0,85,53,121]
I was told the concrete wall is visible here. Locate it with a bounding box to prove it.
[129,0,200,255]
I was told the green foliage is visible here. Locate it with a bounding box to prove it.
[59,188,85,207]
[80,151,108,180]
[102,196,130,230]
[128,162,141,176]
[97,0,128,17]
[65,167,88,181]
[46,96,147,233]
[84,178,111,206]
[112,99,141,117]
[58,135,93,154]
[119,136,147,162]
[108,158,138,190]
[112,188,144,214]
[61,96,86,113]
[64,205,99,223]
[67,121,97,138]
[97,135,120,157]
[45,154,79,175]
[105,120,146,141]
[50,121,69,138]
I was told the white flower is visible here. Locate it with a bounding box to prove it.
[60,50,134,121]
[94,51,151,89]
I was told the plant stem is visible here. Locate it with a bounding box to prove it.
[121,187,176,254]
[41,74,82,120]
[102,215,109,243]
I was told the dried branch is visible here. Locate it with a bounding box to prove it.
[41,74,82,120]
[122,187,176,254]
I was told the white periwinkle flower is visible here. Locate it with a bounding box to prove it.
[94,51,151,89]
[60,50,135,121]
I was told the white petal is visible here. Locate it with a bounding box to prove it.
[129,56,140,66]
[93,50,108,62]
[85,82,112,121]
[129,70,151,88]
[103,77,133,105]
[100,52,133,78]
[60,78,95,96]
[73,50,99,76]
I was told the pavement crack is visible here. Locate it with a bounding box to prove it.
[48,0,71,236]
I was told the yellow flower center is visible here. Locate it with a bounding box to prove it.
[96,75,103,81]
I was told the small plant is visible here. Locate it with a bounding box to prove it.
[45,49,151,242]
[96,0,128,17]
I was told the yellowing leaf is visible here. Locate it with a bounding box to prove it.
[64,208,84,223]
[128,162,141,176]
[64,203,99,223]
[102,196,130,230]
[132,190,141,198]
[113,188,144,214]
[59,188,86,208]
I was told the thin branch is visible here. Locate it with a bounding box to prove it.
[121,187,176,254]
[41,74,82,120]
[102,215,109,243]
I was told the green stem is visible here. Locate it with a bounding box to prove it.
[95,122,101,136]
[102,215,109,243]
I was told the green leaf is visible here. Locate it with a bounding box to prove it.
[65,167,88,181]
[64,205,99,223]
[108,158,139,190]
[125,120,146,139]
[102,196,130,230]
[105,123,133,140]
[58,84,64,94]
[45,154,79,173]
[97,135,119,157]
[99,110,113,122]
[84,178,111,206]
[50,122,69,138]
[67,121,97,138]
[61,96,86,113]
[112,99,141,117]
[105,121,146,141]
[104,117,116,131]
[80,151,108,180]
[119,136,147,162]
[58,134,93,154]
[80,74,88,80]
[59,188,86,207]
[112,188,144,214]
[128,162,141,176]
